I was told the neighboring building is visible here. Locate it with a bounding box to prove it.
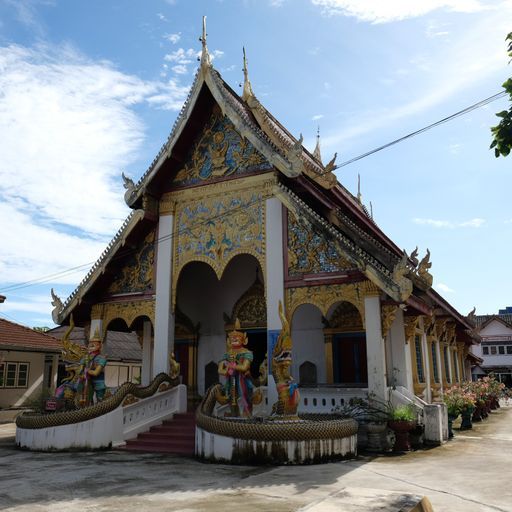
[0,318,60,408]
[48,326,142,389]
[49,34,477,408]
[473,307,512,386]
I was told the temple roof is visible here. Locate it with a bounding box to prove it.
[49,326,142,362]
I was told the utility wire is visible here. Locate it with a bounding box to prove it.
[1,91,506,296]
[334,91,507,169]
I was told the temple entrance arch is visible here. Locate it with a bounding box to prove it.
[175,253,265,394]
[325,301,367,386]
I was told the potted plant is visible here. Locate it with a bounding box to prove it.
[387,404,417,451]
[445,385,476,434]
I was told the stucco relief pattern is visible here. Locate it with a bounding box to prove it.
[107,230,155,295]
[287,214,355,276]
[172,106,272,187]
[174,189,266,282]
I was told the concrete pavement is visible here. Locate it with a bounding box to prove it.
[1,403,511,511]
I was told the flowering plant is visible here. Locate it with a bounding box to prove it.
[444,385,476,416]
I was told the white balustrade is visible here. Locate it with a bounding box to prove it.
[122,384,187,441]
[299,387,368,413]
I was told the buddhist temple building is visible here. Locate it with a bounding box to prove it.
[50,21,478,414]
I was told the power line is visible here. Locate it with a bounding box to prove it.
[1,90,505,296]
[334,91,507,169]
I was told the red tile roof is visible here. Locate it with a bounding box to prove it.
[0,318,61,353]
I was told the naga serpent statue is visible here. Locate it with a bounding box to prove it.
[270,300,300,418]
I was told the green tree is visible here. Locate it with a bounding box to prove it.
[33,326,50,332]
[490,32,512,157]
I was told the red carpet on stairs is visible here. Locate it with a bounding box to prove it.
[123,412,196,455]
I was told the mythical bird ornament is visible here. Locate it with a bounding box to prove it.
[271,301,300,419]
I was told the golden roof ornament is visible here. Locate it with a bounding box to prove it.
[242,47,255,102]
[199,16,211,70]
[313,126,322,163]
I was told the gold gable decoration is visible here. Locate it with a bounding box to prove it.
[325,301,363,332]
[171,105,272,187]
[286,282,377,326]
[166,175,275,307]
[92,300,155,336]
[225,272,266,329]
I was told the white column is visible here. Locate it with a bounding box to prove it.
[153,213,175,375]
[365,295,387,402]
[141,320,153,386]
[422,332,432,403]
[51,354,59,391]
[265,198,285,406]
[435,339,443,394]
[446,346,454,384]
[389,309,413,392]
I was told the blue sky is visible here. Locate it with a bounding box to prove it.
[0,0,511,328]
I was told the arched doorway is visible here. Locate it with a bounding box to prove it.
[325,301,367,386]
[175,253,265,394]
[290,303,326,385]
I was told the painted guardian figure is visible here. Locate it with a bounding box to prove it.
[216,320,254,417]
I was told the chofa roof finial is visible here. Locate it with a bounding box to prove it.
[242,46,255,101]
[199,16,211,68]
[313,126,322,164]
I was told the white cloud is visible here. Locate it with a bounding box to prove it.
[436,283,455,293]
[164,48,199,64]
[412,217,486,228]
[0,43,190,285]
[157,13,167,21]
[172,64,188,75]
[269,0,286,6]
[164,32,181,44]
[312,114,324,121]
[310,0,488,23]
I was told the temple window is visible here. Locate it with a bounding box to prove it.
[414,335,425,383]
[299,361,317,386]
[490,346,497,355]
[507,346,512,355]
[499,346,505,355]
[431,342,439,383]
[483,346,489,355]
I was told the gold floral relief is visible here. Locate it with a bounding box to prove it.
[172,187,266,300]
[172,105,272,187]
[107,230,155,294]
[287,213,355,276]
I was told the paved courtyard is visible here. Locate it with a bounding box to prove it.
[1,404,512,512]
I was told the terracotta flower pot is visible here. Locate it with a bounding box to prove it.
[388,420,416,451]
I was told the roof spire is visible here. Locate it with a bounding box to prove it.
[242,47,254,101]
[357,173,362,203]
[313,126,322,163]
[199,16,211,69]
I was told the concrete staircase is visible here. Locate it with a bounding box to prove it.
[123,412,196,455]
